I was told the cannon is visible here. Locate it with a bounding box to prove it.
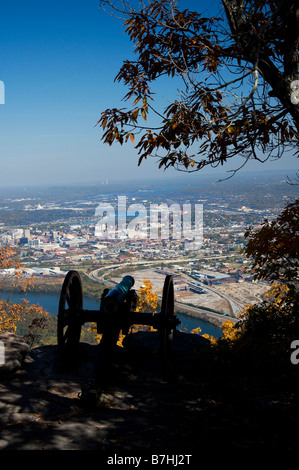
[57,270,181,364]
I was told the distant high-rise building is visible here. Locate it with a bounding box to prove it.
[51,230,59,240]
[11,229,23,239]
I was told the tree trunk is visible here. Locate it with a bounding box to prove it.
[222,0,299,125]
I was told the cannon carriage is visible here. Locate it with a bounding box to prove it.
[57,270,181,364]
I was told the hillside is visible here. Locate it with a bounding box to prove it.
[1,330,299,455]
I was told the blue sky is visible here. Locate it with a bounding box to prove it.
[0,0,298,187]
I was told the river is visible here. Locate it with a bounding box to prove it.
[0,290,223,338]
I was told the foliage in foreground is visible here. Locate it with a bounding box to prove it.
[204,284,299,373]
[203,201,299,381]
[99,0,299,176]
[0,247,50,347]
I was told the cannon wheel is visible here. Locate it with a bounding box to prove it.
[160,275,175,362]
[57,270,83,357]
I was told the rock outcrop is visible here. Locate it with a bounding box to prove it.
[0,332,31,376]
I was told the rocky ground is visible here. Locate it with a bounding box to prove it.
[1,331,299,457]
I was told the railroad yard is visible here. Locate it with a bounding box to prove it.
[111,267,268,317]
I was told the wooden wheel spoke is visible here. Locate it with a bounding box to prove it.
[57,270,83,357]
[66,292,71,308]
[160,275,176,363]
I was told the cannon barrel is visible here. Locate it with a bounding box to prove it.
[100,275,135,316]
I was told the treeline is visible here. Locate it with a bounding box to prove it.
[12,273,106,300]
[0,208,93,226]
